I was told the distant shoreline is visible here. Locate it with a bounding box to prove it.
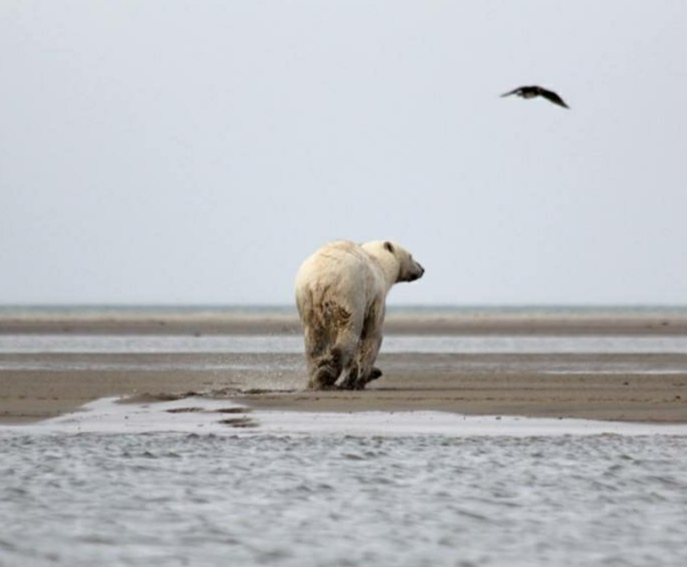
[1,308,687,336]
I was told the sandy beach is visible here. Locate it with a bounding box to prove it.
[1,310,686,425]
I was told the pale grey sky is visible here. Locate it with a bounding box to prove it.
[2,1,686,305]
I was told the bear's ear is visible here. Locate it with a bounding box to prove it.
[384,241,394,254]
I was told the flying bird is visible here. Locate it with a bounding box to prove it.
[500,85,569,109]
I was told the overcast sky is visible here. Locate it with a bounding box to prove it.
[2,1,686,306]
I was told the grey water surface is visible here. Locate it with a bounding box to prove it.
[3,334,687,355]
[1,431,686,567]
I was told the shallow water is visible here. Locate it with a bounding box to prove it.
[3,333,687,354]
[1,431,686,567]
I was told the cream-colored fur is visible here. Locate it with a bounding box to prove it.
[295,240,424,390]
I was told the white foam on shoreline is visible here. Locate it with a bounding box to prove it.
[3,396,687,437]
[253,410,687,437]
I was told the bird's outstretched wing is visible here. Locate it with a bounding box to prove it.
[500,87,523,98]
[538,88,569,109]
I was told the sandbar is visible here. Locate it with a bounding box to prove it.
[1,312,686,425]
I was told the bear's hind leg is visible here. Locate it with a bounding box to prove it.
[309,347,343,390]
[304,300,361,390]
[302,318,342,390]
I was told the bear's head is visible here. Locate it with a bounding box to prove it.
[362,240,425,284]
[383,241,425,283]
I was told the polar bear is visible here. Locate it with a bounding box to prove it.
[295,240,424,390]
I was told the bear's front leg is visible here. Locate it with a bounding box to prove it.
[348,366,382,390]
[367,366,383,382]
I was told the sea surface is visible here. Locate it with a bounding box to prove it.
[2,306,687,566]
[3,334,687,355]
[2,430,686,567]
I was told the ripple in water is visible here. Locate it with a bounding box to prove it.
[1,432,686,566]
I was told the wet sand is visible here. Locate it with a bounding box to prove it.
[1,312,687,424]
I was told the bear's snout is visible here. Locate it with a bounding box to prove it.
[402,262,424,282]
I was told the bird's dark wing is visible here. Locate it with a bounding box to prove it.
[500,87,523,98]
[538,88,569,108]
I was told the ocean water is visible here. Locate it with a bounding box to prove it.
[2,308,687,566]
[3,334,687,355]
[1,430,686,567]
